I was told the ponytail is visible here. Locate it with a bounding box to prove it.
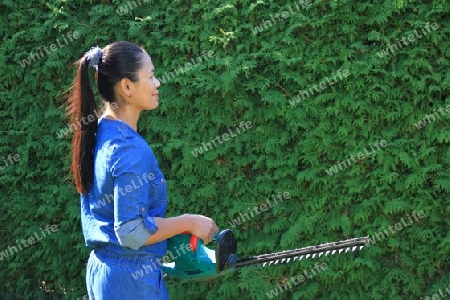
[67,42,145,194]
[68,51,99,194]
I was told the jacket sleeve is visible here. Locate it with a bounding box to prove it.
[109,138,158,250]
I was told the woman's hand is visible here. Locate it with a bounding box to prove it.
[184,214,219,245]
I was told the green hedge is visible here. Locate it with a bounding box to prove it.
[0,0,449,299]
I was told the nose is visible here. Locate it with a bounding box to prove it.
[154,77,161,88]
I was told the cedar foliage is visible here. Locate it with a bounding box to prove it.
[0,0,449,299]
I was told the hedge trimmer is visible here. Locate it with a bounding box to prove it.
[162,229,369,280]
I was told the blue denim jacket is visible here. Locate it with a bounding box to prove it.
[80,118,167,256]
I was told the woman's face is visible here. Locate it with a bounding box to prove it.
[129,52,161,111]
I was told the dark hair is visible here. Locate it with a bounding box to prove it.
[68,41,145,194]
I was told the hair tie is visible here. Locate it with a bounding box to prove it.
[85,46,102,70]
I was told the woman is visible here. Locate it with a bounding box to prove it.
[68,41,218,299]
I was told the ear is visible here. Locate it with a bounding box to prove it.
[118,77,134,98]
